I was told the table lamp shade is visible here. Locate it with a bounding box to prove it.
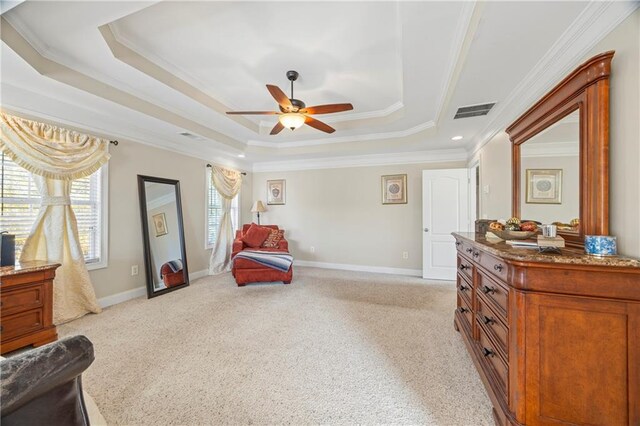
[251,200,267,213]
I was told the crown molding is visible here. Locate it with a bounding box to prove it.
[521,141,579,158]
[252,148,467,173]
[146,192,176,210]
[248,120,436,149]
[469,1,639,159]
[1,99,250,171]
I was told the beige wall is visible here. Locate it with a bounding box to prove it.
[477,9,640,257]
[89,140,252,299]
[478,132,512,220]
[252,162,465,271]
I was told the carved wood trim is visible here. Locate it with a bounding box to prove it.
[506,51,614,248]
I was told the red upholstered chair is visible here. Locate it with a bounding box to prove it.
[231,224,293,286]
[160,263,185,288]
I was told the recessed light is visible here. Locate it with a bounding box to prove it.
[238,154,246,158]
[451,135,463,141]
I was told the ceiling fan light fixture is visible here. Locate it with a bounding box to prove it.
[279,112,305,130]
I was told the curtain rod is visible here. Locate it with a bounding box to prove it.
[206,163,247,175]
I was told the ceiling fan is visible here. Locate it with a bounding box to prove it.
[226,70,353,135]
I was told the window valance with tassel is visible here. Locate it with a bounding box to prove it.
[0,111,110,180]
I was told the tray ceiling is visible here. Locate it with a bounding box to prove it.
[0,1,636,168]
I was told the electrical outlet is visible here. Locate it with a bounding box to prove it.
[483,185,490,194]
[131,265,139,276]
[310,246,315,253]
[402,251,409,259]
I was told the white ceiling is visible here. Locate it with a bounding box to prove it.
[0,1,637,170]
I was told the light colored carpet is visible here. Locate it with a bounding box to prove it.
[60,267,492,425]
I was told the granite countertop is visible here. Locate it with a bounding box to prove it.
[453,232,640,268]
[0,261,61,277]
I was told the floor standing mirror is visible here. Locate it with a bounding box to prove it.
[138,175,189,298]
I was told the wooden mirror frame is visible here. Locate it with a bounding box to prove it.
[506,51,613,248]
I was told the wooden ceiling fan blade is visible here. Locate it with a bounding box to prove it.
[301,103,353,115]
[266,85,293,110]
[270,121,285,135]
[226,111,278,115]
[304,116,335,134]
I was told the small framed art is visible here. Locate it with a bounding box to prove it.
[526,169,562,204]
[382,174,407,204]
[152,212,168,237]
[267,179,286,205]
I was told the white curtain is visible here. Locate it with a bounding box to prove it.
[20,177,102,323]
[1,112,109,323]
[209,165,242,274]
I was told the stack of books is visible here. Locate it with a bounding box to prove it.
[537,235,565,248]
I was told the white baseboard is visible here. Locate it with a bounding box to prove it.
[97,269,209,308]
[98,286,146,308]
[189,269,209,281]
[295,260,422,277]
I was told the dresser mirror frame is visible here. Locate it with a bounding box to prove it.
[506,51,614,248]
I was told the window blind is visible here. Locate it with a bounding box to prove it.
[0,153,103,264]
[207,169,238,247]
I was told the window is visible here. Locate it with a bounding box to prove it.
[206,169,239,249]
[0,153,107,269]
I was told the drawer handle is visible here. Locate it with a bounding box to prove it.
[459,284,469,291]
[455,241,461,247]
[459,264,469,271]
[482,347,495,357]
[481,285,496,295]
[472,251,480,258]
[494,264,504,272]
[458,307,469,314]
[481,314,495,325]
[466,248,473,254]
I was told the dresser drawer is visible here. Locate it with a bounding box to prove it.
[1,283,44,317]
[477,271,509,319]
[456,293,473,332]
[1,308,44,341]
[477,325,508,398]
[477,296,509,360]
[457,273,473,304]
[477,250,508,282]
[457,256,473,281]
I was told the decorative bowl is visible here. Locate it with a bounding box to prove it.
[489,230,537,240]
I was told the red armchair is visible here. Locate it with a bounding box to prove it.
[160,263,185,288]
[231,224,293,286]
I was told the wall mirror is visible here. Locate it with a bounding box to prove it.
[138,175,189,298]
[507,51,613,248]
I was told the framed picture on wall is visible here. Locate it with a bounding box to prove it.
[152,212,168,237]
[526,169,562,204]
[381,174,407,204]
[267,179,286,205]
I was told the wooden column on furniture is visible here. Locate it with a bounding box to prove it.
[0,262,60,354]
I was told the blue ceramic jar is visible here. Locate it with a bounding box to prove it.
[584,235,617,256]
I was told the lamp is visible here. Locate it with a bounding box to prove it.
[279,113,305,130]
[251,200,267,225]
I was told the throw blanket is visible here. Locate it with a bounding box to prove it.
[161,259,183,277]
[234,250,293,272]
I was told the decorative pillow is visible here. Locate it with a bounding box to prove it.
[262,229,285,248]
[242,223,271,248]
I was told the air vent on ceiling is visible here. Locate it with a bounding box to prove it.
[178,131,202,140]
[454,103,496,119]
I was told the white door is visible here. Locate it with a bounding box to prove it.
[422,169,470,280]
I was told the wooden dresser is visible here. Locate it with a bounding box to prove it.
[452,232,640,426]
[0,262,59,354]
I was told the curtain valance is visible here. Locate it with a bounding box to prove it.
[211,165,243,199]
[0,112,110,180]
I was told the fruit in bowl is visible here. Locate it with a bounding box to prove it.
[489,229,537,240]
[520,221,539,232]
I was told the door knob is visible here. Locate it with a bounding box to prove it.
[424,228,429,232]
